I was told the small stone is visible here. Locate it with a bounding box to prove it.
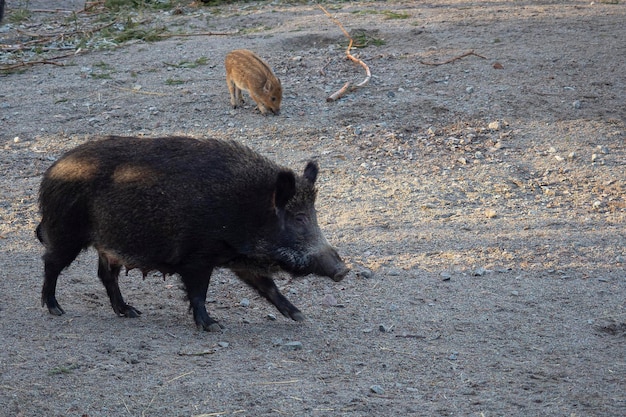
[568,152,576,160]
[472,267,486,276]
[267,313,277,321]
[283,341,303,351]
[466,86,474,94]
[427,126,436,136]
[370,385,385,395]
[457,157,467,165]
[379,324,394,333]
[592,200,602,209]
[217,341,229,348]
[359,268,373,279]
[573,100,581,109]
[547,146,557,153]
[554,155,564,162]
[440,272,452,281]
[591,153,598,162]
[485,209,497,219]
[362,328,373,333]
[387,91,396,98]
[240,298,250,308]
[474,151,484,159]
[488,121,501,130]
[448,352,458,360]
[597,145,609,154]
[322,294,338,306]
[510,290,519,297]
[292,55,302,61]
[13,137,20,143]
[387,268,401,276]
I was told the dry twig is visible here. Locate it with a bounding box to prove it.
[318,5,371,102]
[419,50,486,66]
[0,52,79,70]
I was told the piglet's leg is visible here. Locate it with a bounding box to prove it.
[234,270,305,322]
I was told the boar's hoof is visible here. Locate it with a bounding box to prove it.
[122,306,142,318]
[48,304,65,316]
[290,311,306,322]
[115,304,142,318]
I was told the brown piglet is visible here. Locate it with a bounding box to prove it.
[225,49,282,115]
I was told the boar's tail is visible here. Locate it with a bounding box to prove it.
[35,223,44,244]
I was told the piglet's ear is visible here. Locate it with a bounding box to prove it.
[274,170,296,210]
[303,161,318,184]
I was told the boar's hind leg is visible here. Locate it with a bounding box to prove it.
[97,254,141,318]
[41,245,82,316]
[179,266,222,332]
[235,271,305,322]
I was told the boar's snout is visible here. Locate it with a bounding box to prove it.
[316,247,349,282]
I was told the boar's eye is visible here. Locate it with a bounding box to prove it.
[294,213,308,225]
[271,97,276,102]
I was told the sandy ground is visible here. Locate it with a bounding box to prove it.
[1,1,625,416]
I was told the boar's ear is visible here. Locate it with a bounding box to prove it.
[303,161,318,184]
[263,79,272,94]
[274,170,296,210]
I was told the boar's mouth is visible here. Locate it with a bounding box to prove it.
[330,264,350,282]
[282,249,349,282]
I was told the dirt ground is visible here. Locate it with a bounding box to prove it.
[1,1,625,416]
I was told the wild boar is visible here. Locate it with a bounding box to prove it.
[225,49,282,115]
[37,136,348,332]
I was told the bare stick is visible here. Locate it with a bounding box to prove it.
[326,81,352,102]
[157,31,238,38]
[0,52,77,70]
[318,5,372,101]
[419,50,486,66]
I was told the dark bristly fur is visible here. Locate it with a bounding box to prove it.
[37,136,348,331]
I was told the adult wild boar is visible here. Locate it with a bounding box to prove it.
[37,136,349,332]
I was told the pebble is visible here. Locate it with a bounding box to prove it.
[379,324,394,333]
[387,268,401,276]
[370,385,385,395]
[573,100,581,109]
[267,313,277,321]
[510,290,519,297]
[448,352,458,360]
[591,153,598,162]
[488,121,501,130]
[485,209,497,219]
[13,137,20,143]
[440,272,452,281]
[217,341,229,348]
[240,298,250,308]
[472,267,487,276]
[597,145,609,154]
[358,268,373,279]
[322,294,338,306]
[283,341,303,351]
[466,86,474,94]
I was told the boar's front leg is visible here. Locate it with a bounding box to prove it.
[179,264,222,332]
[234,270,305,322]
[97,253,141,318]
